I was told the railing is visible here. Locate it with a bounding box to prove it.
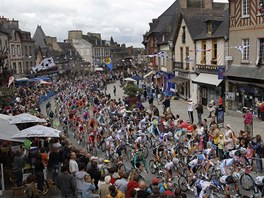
[173,62,183,70]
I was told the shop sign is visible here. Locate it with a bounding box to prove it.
[226,92,235,101]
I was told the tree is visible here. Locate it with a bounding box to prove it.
[123,83,142,97]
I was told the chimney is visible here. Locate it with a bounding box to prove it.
[180,0,187,8]
[10,18,19,28]
[203,0,213,10]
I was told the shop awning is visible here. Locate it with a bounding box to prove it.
[192,73,223,86]
[144,71,153,78]
[169,77,188,84]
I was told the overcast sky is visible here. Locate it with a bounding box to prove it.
[1,0,228,48]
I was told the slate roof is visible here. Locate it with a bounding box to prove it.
[57,42,82,60]
[0,24,8,34]
[33,25,47,48]
[181,7,228,40]
[83,34,109,47]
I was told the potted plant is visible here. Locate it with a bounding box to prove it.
[123,83,143,107]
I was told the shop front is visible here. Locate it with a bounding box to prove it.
[192,73,223,106]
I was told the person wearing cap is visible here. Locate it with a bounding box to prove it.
[99,175,111,198]
[147,178,165,194]
[87,156,101,190]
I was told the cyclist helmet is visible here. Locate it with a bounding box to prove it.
[210,180,219,188]
[232,172,240,181]
[239,147,246,155]
[197,154,205,161]
[172,158,179,165]
[137,152,143,159]
[167,132,173,137]
[103,159,110,163]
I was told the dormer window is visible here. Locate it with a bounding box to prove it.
[162,35,165,42]
[207,21,212,35]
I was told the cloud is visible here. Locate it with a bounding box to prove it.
[1,0,227,47]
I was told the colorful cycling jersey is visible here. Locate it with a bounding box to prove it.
[106,136,115,146]
[194,179,212,198]
[220,175,233,185]
[255,176,264,186]
[133,154,147,169]
[164,161,174,170]
[203,148,212,155]
[188,159,205,169]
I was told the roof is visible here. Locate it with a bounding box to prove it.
[57,42,82,60]
[0,24,8,35]
[83,35,109,47]
[181,8,228,40]
[225,65,264,80]
[33,25,47,48]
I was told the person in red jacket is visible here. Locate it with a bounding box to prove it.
[244,108,253,136]
[126,172,140,198]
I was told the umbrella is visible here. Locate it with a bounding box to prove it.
[124,77,137,82]
[9,113,46,125]
[11,125,61,139]
[0,118,23,142]
[131,75,144,81]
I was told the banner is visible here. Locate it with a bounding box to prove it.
[218,66,225,80]
[31,57,56,73]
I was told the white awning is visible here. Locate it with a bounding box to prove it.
[192,73,223,86]
[144,71,153,78]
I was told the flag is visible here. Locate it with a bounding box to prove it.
[104,57,113,71]
[8,76,15,88]
[156,51,169,58]
[31,57,56,73]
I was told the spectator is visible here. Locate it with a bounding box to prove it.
[250,135,263,173]
[69,152,79,174]
[187,98,194,124]
[82,174,98,198]
[87,156,101,190]
[34,154,45,193]
[147,178,165,194]
[47,146,60,182]
[99,175,111,198]
[126,172,140,198]
[114,170,128,194]
[137,181,150,198]
[57,165,75,198]
[75,163,89,198]
[12,147,29,187]
[113,86,116,96]
[244,108,253,137]
[106,185,125,198]
[195,102,203,125]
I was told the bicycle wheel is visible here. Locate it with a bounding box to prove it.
[142,146,148,158]
[92,146,97,156]
[178,176,188,192]
[149,160,157,174]
[240,173,254,191]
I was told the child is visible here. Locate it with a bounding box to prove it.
[245,144,254,166]
[82,174,97,198]
[218,134,225,160]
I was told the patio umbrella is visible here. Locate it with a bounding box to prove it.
[9,113,46,125]
[11,125,61,139]
[124,77,137,82]
[0,118,23,142]
[131,75,144,81]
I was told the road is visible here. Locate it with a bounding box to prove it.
[39,80,262,197]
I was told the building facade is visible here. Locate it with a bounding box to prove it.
[225,0,264,114]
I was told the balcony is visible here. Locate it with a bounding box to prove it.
[195,64,222,74]
[173,62,183,70]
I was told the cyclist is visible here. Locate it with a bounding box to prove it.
[202,143,218,178]
[254,176,264,196]
[188,154,206,185]
[164,158,180,180]
[77,121,86,144]
[194,179,219,198]
[220,157,240,176]
[220,172,240,196]
[132,151,148,173]
[135,133,147,150]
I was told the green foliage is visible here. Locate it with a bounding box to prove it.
[123,83,143,97]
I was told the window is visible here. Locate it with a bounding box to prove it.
[18,62,22,73]
[180,47,183,63]
[24,46,28,56]
[212,40,217,64]
[29,46,32,56]
[258,0,264,15]
[186,47,189,70]
[17,45,21,56]
[207,22,212,35]
[242,0,249,17]
[11,44,15,56]
[258,38,264,64]
[201,40,206,64]
[242,39,249,60]
[182,26,186,44]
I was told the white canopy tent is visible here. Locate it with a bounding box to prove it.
[12,125,61,139]
[124,77,137,82]
[0,118,23,142]
[8,113,46,125]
